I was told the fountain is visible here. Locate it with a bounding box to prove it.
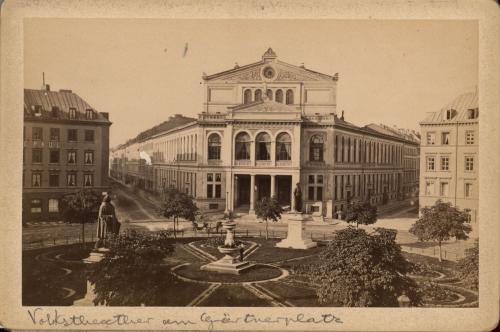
[200,217,254,274]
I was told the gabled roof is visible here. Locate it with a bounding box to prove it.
[115,114,196,149]
[421,89,478,123]
[203,48,338,82]
[24,88,110,123]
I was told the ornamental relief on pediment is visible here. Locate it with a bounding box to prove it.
[219,67,320,82]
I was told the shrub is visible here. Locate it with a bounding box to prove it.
[87,230,175,306]
[456,242,478,291]
[305,227,421,307]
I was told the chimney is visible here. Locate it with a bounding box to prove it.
[340,110,345,121]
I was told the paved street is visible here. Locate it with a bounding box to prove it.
[23,182,476,260]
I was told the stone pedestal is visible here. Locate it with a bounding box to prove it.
[200,220,254,275]
[276,213,317,249]
[74,248,108,306]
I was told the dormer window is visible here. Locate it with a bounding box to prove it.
[86,109,94,120]
[446,109,456,120]
[69,108,76,119]
[51,106,59,118]
[32,105,42,117]
[467,108,479,119]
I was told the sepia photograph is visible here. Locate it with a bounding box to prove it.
[21,17,480,308]
[1,0,499,331]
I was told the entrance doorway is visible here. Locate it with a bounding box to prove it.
[276,175,292,207]
[256,175,270,201]
[236,175,250,207]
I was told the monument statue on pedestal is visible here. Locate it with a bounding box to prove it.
[94,195,120,249]
[293,182,302,212]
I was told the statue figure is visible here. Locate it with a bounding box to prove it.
[95,195,120,249]
[293,182,302,213]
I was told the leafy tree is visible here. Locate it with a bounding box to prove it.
[345,200,377,227]
[87,230,175,306]
[160,187,198,238]
[296,227,421,307]
[255,196,283,240]
[409,200,472,261]
[60,189,101,244]
[457,241,478,291]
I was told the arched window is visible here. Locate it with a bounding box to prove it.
[256,132,271,160]
[276,132,292,161]
[309,135,324,162]
[255,89,263,102]
[235,132,251,160]
[286,89,294,104]
[266,89,273,100]
[243,89,252,104]
[208,133,221,160]
[275,89,283,103]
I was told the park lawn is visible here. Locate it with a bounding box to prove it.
[258,281,326,307]
[175,263,282,283]
[22,246,88,306]
[199,285,271,307]
[242,237,325,263]
[159,279,211,306]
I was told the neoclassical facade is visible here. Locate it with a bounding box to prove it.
[111,49,419,218]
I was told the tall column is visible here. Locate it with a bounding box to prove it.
[249,174,255,214]
[270,175,276,198]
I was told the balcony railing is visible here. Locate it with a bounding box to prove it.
[234,160,251,166]
[276,160,292,167]
[256,160,272,167]
[198,113,227,121]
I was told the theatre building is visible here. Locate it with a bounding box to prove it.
[419,90,479,236]
[23,86,112,222]
[111,48,419,218]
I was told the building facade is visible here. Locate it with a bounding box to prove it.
[111,49,419,218]
[23,86,112,222]
[419,90,479,236]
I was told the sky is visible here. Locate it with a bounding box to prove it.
[24,19,478,147]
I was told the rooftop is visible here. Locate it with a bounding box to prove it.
[24,87,110,123]
[421,89,478,124]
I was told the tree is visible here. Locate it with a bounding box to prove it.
[345,200,378,228]
[299,227,421,307]
[87,230,175,306]
[60,189,101,245]
[409,200,472,261]
[457,241,478,290]
[160,187,198,238]
[255,196,283,240]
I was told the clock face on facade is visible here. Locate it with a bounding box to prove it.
[262,66,276,79]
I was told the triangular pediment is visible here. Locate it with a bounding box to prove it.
[204,59,336,82]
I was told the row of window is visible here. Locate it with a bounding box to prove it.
[152,133,197,163]
[30,105,96,120]
[426,155,475,172]
[157,169,197,196]
[426,130,475,145]
[27,127,95,142]
[444,108,478,121]
[424,181,474,198]
[27,149,94,165]
[233,132,292,161]
[333,135,404,165]
[29,198,60,214]
[243,89,294,104]
[28,171,94,187]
